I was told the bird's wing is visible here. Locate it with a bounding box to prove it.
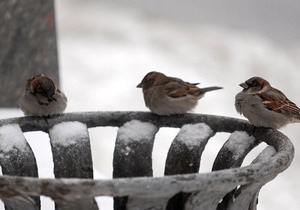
[259,88,300,115]
[164,81,200,98]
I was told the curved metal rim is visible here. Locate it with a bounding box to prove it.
[0,111,294,199]
[0,111,257,132]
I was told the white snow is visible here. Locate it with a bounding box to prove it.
[117,120,158,142]
[0,108,23,119]
[226,131,256,160]
[49,122,89,146]
[151,127,180,177]
[0,124,27,153]
[176,123,214,148]
[23,131,56,210]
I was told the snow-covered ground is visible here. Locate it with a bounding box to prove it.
[1,0,300,209]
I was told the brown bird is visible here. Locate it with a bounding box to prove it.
[137,71,222,116]
[20,74,67,116]
[235,76,300,129]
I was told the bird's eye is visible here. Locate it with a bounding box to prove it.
[246,80,258,87]
[252,81,258,87]
[144,79,153,86]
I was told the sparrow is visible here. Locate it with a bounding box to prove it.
[235,76,300,129]
[19,74,67,116]
[137,71,223,116]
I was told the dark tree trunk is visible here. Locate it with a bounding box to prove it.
[0,0,59,107]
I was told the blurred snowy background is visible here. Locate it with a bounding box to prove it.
[2,0,300,209]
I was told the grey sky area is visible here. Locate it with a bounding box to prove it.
[109,0,300,46]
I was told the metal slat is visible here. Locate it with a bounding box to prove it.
[49,121,97,210]
[184,191,232,210]
[113,120,159,210]
[165,123,215,210]
[212,131,260,210]
[227,146,277,210]
[0,124,40,210]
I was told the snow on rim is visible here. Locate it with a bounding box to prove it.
[117,120,158,142]
[49,121,89,146]
[0,124,27,152]
[226,131,256,160]
[176,123,214,148]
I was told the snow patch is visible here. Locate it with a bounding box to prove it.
[117,120,158,142]
[0,124,27,152]
[49,122,89,146]
[0,109,23,119]
[176,123,214,148]
[226,131,256,160]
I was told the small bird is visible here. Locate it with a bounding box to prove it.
[20,74,67,116]
[235,76,300,129]
[137,71,222,116]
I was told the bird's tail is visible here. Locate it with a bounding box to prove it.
[200,86,223,94]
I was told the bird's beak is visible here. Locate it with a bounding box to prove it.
[136,82,143,88]
[239,82,249,89]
